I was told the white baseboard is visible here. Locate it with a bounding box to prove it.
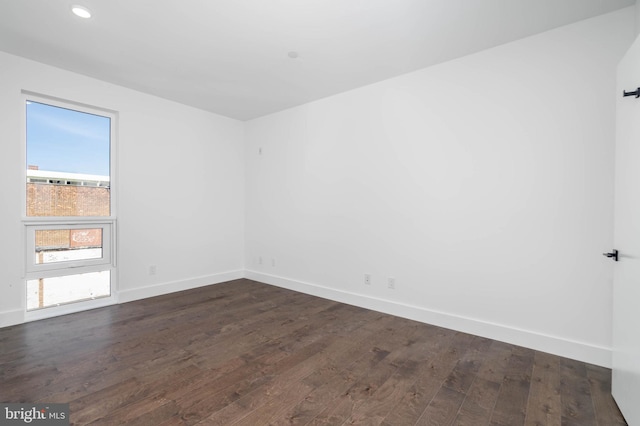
[0,309,24,328]
[1,270,245,329]
[245,270,612,368]
[118,269,245,304]
[2,269,612,367]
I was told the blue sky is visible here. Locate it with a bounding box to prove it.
[26,101,110,176]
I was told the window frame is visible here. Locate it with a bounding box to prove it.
[21,91,118,222]
[21,92,118,321]
[25,222,113,274]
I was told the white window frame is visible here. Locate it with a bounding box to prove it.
[21,92,118,321]
[25,222,113,273]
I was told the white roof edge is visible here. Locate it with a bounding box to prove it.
[27,169,110,182]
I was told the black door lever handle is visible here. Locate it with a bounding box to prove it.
[603,249,618,261]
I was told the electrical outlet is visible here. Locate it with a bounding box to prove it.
[388,277,395,289]
[364,274,371,285]
[271,258,276,267]
[149,265,157,275]
[258,256,263,265]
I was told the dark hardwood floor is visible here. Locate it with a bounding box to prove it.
[0,279,627,425]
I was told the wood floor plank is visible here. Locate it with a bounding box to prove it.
[86,365,204,424]
[191,336,340,425]
[585,364,627,426]
[454,377,501,426]
[226,380,314,426]
[475,340,513,384]
[560,358,598,426]
[380,331,463,426]
[322,324,451,426]
[267,316,402,425]
[489,347,535,426]
[411,335,489,425]
[340,329,449,425]
[524,351,562,426]
[443,335,492,395]
[305,320,420,425]
[415,385,467,426]
[69,377,151,424]
[0,279,628,426]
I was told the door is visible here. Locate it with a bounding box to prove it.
[612,34,640,425]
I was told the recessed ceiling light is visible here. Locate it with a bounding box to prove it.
[288,51,299,59]
[71,5,92,19]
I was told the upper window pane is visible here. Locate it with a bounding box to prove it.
[26,101,111,217]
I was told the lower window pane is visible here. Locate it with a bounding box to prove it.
[26,271,111,311]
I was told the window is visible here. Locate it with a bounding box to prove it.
[25,224,112,273]
[23,94,116,319]
[26,100,111,217]
[26,271,111,311]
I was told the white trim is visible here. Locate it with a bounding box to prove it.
[25,222,112,273]
[22,217,117,224]
[0,309,25,328]
[0,271,243,327]
[118,270,245,303]
[1,269,611,367]
[244,270,612,368]
[24,264,113,280]
[24,291,117,323]
[21,90,118,116]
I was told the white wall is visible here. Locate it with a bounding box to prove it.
[636,0,640,36]
[0,52,245,326]
[245,9,635,367]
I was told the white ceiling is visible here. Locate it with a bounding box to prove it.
[0,0,635,120]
